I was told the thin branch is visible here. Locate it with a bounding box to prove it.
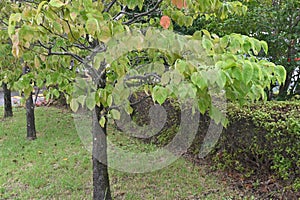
[293,14,300,28]
[124,73,161,87]
[123,0,163,25]
[40,23,68,40]
[103,0,117,13]
[62,19,87,48]
[113,5,127,21]
[69,43,92,51]
[130,95,151,106]
[0,19,8,26]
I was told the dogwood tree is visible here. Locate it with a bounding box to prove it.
[6,0,286,199]
[0,1,19,118]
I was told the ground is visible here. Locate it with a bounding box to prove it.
[0,107,250,199]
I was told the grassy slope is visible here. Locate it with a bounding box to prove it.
[0,107,242,200]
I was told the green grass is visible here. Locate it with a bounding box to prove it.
[0,107,242,199]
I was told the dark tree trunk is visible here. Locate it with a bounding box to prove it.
[26,93,36,140]
[92,104,112,200]
[278,70,293,99]
[2,83,13,117]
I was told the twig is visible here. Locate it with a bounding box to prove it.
[123,0,163,25]
[103,0,117,13]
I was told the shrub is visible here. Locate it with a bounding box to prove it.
[130,93,300,190]
[213,101,300,190]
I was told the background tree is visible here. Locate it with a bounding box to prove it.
[184,0,300,99]
[0,1,19,118]
[0,1,38,138]
[6,0,286,199]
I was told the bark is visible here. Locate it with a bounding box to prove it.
[26,93,36,140]
[92,105,112,200]
[278,40,294,99]
[2,83,13,117]
[287,68,300,97]
[278,69,293,99]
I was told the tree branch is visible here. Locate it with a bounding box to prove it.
[124,73,161,87]
[0,19,8,26]
[103,0,117,13]
[113,5,127,21]
[122,0,163,25]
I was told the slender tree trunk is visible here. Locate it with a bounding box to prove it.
[2,83,13,117]
[278,70,293,99]
[26,93,36,140]
[278,38,296,99]
[92,104,112,200]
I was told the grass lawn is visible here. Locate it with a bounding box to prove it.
[0,106,244,199]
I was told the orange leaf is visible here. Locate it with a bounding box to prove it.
[171,0,187,9]
[160,16,171,29]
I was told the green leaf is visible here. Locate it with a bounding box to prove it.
[83,0,93,8]
[86,92,96,110]
[107,94,113,107]
[34,56,40,68]
[49,0,65,8]
[152,86,168,105]
[53,21,62,34]
[251,85,264,100]
[178,83,197,99]
[77,95,86,106]
[252,62,262,80]
[260,41,268,54]
[70,98,79,112]
[86,18,99,36]
[243,61,253,84]
[229,36,241,53]
[185,16,193,27]
[220,35,229,49]
[124,103,133,114]
[250,38,261,55]
[110,109,120,120]
[217,59,236,70]
[202,37,214,51]
[137,0,144,10]
[53,89,60,98]
[70,12,77,21]
[99,116,106,127]
[275,65,286,85]
[191,72,207,90]
[201,29,211,38]
[8,13,22,36]
[36,1,48,15]
[161,71,171,85]
[197,90,210,114]
[125,0,138,9]
[232,67,243,81]
[175,60,188,74]
[193,31,202,40]
[216,70,227,88]
[209,105,224,125]
[9,13,22,26]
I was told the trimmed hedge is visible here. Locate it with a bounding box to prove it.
[214,101,300,190]
[130,96,300,191]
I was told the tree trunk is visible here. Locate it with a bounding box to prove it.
[26,93,36,140]
[2,83,13,117]
[92,104,112,200]
[278,70,293,99]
